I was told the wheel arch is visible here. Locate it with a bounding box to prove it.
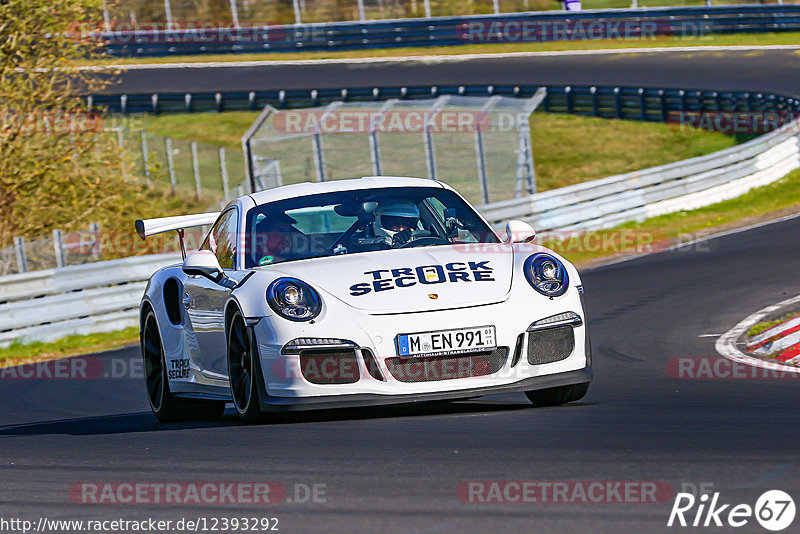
[224,298,245,339]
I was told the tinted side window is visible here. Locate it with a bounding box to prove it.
[202,209,238,269]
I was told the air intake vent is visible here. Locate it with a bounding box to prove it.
[300,350,360,384]
[385,347,508,383]
[362,349,385,381]
[527,326,574,365]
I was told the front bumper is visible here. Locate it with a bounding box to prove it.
[250,284,591,410]
[258,368,592,412]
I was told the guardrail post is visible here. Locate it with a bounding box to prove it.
[639,88,647,121]
[191,141,202,198]
[614,87,623,119]
[151,93,159,114]
[120,94,127,115]
[590,86,599,117]
[165,137,176,193]
[659,89,668,121]
[14,237,28,273]
[219,147,230,198]
[424,0,431,18]
[565,86,573,114]
[185,93,192,113]
[492,0,500,14]
[89,222,101,260]
[53,229,66,268]
[140,131,151,186]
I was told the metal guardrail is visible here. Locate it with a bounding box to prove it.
[477,117,800,230]
[90,85,800,117]
[0,254,181,347]
[100,5,800,57]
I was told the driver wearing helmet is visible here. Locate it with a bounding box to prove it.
[373,200,424,247]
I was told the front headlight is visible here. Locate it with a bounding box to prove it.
[267,278,322,322]
[524,253,569,297]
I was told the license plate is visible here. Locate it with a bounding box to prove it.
[396,326,496,358]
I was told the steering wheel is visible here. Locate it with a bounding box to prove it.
[399,236,450,248]
[328,216,371,253]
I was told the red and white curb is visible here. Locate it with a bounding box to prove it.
[716,294,800,374]
[747,315,800,362]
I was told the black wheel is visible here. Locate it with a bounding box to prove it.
[141,310,226,422]
[228,311,264,423]
[524,382,590,407]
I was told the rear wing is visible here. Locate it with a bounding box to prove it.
[135,212,220,259]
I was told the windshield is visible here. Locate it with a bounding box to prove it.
[243,186,500,268]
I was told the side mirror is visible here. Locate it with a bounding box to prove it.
[182,250,223,282]
[504,220,536,244]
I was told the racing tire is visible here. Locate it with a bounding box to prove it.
[524,382,590,407]
[141,310,226,422]
[227,311,265,423]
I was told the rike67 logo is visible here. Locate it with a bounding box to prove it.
[668,490,795,531]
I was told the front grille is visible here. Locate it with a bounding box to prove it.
[385,347,509,383]
[527,326,575,365]
[299,350,360,384]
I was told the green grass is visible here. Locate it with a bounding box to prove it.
[748,313,800,338]
[530,113,736,190]
[0,327,140,366]
[546,167,800,266]
[80,32,800,66]
[135,112,256,150]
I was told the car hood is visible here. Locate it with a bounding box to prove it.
[271,244,514,314]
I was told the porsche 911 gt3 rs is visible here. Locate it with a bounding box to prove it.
[135,176,592,422]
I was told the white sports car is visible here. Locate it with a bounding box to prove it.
[136,177,592,422]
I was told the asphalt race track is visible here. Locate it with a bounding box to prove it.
[2,215,800,533]
[104,49,800,97]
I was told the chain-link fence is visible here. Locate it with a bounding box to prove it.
[0,227,103,277]
[115,128,248,209]
[103,0,787,28]
[0,130,249,275]
[244,91,545,207]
